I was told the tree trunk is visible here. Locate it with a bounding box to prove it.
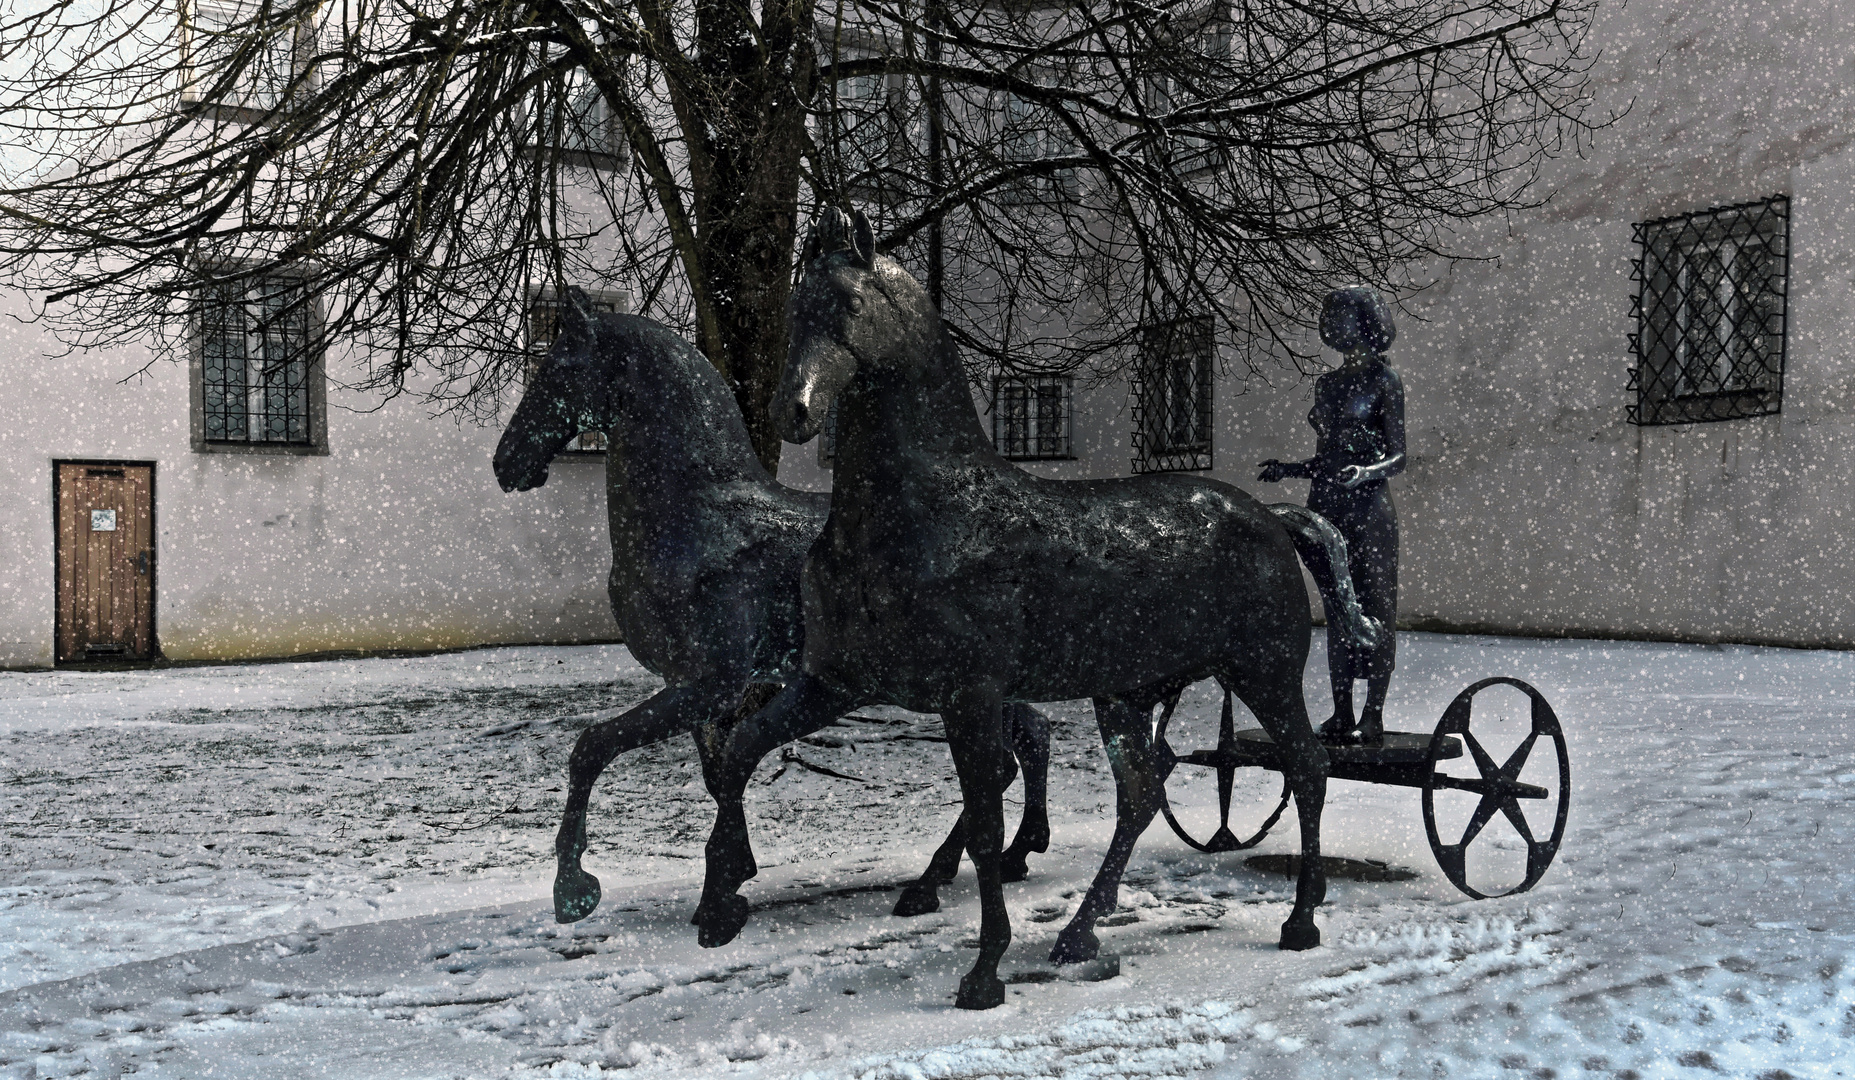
[686,0,812,476]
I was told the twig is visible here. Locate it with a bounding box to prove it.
[778,747,872,784]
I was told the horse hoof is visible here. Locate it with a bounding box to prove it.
[1278,921,1321,951]
[955,972,1006,1010]
[892,884,941,917]
[1000,852,1030,883]
[1049,926,1100,965]
[695,894,751,948]
[554,867,603,924]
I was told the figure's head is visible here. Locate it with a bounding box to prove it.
[494,287,611,492]
[1320,286,1396,357]
[779,208,931,443]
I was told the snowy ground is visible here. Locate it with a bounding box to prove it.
[2,632,1853,1079]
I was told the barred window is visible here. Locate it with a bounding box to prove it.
[818,401,840,469]
[198,276,319,447]
[1628,195,1789,426]
[1132,316,1213,473]
[992,374,1073,459]
[527,292,623,454]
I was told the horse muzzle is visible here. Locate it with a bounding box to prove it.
[492,436,551,492]
[779,397,826,444]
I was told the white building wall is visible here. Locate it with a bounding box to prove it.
[0,291,619,669]
[1146,0,1855,647]
[782,0,1855,649]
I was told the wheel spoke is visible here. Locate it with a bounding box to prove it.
[1498,732,1538,782]
[1458,790,1501,848]
[1497,794,1537,844]
[1463,731,1501,780]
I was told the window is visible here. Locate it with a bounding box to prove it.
[1143,16,1231,175]
[1131,315,1213,472]
[182,0,312,116]
[817,401,840,469]
[997,92,1078,206]
[191,275,327,454]
[526,291,623,454]
[992,374,1073,459]
[1628,196,1789,425]
[828,68,909,201]
[523,70,628,171]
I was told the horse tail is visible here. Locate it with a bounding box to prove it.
[1266,504,1383,656]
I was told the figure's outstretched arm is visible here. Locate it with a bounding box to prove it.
[1257,458,1315,483]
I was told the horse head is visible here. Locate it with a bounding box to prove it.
[494,287,614,492]
[778,208,934,443]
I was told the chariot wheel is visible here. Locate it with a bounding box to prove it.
[1152,690,1290,853]
[1422,677,1570,899]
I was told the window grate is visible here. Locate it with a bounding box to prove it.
[1628,195,1789,426]
[201,277,314,444]
[1131,315,1213,472]
[993,374,1073,460]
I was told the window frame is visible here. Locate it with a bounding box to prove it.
[179,0,319,122]
[1140,10,1233,177]
[189,271,329,456]
[1628,195,1790,426]
[994,88,1080,207]
[525,288,627,456]
[817,46,913,205]
[1131,314,1214,473]
[991,373,1075,460]
[519,69,630,173]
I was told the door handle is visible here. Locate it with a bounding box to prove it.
[135,550,150,576]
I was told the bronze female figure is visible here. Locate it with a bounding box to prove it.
[1259,286,1406,744]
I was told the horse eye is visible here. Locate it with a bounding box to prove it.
[846,295,864,315]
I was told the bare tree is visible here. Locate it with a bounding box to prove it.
[0,0,1601,468]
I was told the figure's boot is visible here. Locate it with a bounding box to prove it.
[1319,673,1357,742]
[1355,674,1391,744]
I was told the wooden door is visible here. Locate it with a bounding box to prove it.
[56,463,154,662]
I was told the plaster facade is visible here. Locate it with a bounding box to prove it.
[790,0,1855,649]
[0,297,619,669]
[9,0,1849,665]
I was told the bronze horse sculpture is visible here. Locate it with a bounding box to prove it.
[493,295,1053,924]
[693,211,1381,1009]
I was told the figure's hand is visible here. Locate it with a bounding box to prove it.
[1257,459,1287,484]
[1338,464,1368,489]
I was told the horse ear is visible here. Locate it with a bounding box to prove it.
[821,207,850,253]
[801,216,823,266]
[850,211,875,270]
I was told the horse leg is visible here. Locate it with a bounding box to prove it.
[893,811,969,917]
[1051,695,1165,965]
[555,684,709,923]
[694,672,861,947]
[943,690,1015,1010]
[1000,703,1051,883]
[1228,664,1328,950]
[898,702,1048,914]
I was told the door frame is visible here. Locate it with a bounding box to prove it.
[53,459,158,665]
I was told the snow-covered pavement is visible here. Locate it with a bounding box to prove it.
[2,633,1853,1078]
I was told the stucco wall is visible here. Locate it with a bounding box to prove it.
[1228,0,1855,647]
[0,293,619,669]
[778,0,1855,649]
